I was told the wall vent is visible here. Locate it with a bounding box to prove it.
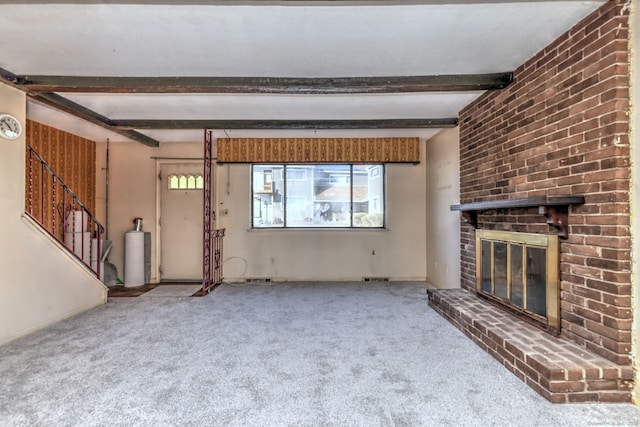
[245,277,272,283]
[363,277,389,282]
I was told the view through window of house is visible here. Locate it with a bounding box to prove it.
[252,164,385,228]
[168,174,204,190]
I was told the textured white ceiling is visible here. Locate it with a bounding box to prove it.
[62,92,483,120]
[1,1,607,143]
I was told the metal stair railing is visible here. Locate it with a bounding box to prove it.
[25,145,104,279]
[202,130,224,294]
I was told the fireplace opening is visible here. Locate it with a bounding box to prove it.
[476,230,560,334]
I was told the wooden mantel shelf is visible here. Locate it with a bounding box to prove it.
[450,195,585,238]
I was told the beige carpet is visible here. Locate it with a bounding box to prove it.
[2,282,640,426]
[138,284,201,297]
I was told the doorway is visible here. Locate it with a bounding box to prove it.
[160,162,205,281]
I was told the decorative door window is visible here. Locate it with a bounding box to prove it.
[168,174,204,190]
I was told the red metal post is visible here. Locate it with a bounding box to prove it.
[62,191,67,247]
[40,159,45,225]
[203,129,212,293]
[96,224,102,279]
[51,175,57,237]
[27,148,33,215]
[213,229,225,284]
[202,130,225,294]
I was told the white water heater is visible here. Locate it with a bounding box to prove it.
[124,230,145,287]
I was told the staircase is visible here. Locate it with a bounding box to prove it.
[25,145,104,279]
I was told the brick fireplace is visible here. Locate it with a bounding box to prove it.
[428,0,634,402]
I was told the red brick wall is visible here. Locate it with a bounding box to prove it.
[458,1,630,365]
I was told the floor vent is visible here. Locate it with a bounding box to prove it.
[245,277,272,283]
[363,277,389,282]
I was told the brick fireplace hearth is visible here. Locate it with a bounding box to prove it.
[430,0,634,402]
[428,289,633,402]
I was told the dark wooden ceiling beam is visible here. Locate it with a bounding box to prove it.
[112,118,458,130]
[19,73,513,94]
[1,66,475,143]
[1,67,160,146]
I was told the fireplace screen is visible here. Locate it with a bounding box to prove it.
[476,230,560,334]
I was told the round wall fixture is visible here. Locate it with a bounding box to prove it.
[0,114,23,140]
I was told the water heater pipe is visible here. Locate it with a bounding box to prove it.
[105,138,110,241]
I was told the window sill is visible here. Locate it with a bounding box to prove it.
[248,227,388,232]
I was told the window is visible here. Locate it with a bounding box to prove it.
[168,173,204,190]
[251,164,385,228]
[286,168,306,180]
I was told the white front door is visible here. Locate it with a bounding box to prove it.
[160,163,205,281]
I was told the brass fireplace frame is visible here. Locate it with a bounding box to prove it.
[475,230,560,334]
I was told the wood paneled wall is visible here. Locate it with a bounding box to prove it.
[217,137,420,163]
[25,120,97,230]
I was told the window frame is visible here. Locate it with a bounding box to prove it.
[250,164,386,230]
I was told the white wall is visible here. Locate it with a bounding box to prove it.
[96,140,159,282]
[101,135,427,282]
[425,128,461,289]
[0,84,107,345]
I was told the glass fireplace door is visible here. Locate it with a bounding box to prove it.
[476,230,559,334]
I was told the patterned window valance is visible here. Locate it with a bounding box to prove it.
[217,138,420,164]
